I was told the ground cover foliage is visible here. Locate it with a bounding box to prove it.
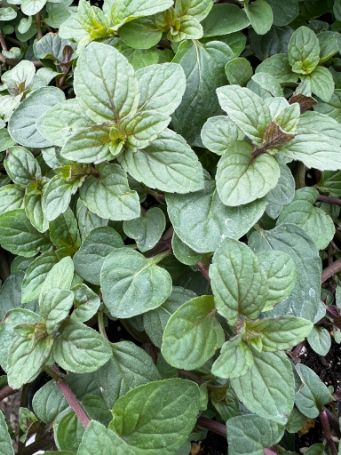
[1,0,341,454]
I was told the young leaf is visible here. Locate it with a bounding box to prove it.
[74,42,138,123]
[100,248,172,318]
[257,251,296,311]
[21,252,58,303]
[231,350,295,424]
[0,185,25,215]
[244,317,313,351]
[210,238,267,325]
[288,26,320,75]
[216,85,271,143]
[212,336,254,379]
[7,325,54,389]
[96,341,161,407]
[39,288,74,334]
[109,379,201,455]
[4,146,41,186]
[244,0,273,36]
[0,209,50,257]
[120,129,204,193]
[40,256,74,296]
[201,115,242,156]
[71,284,101,323]
[161,295,224,370]
[77,420,131,455]
[215,140,280,206]
[79,163,140,221]
[74,226,124,285]
[307,326,331,356]
[52,319,112,374]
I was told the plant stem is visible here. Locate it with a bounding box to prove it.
[320,409,338,455]
[318,195,341,207]
[35,13,43,39]
[0,385,16,401]
[0,248,10,280]
[98,310,109,341]
[0,31,8,51]
[197,261,210,280]
[47,366,90,428]
[322,258,341,283]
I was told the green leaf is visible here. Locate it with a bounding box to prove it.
[0,274,23,320]
[124,110,171,149]
[74,226,124,285]
[210,238,267,325]
[0,410,14,455]
[215,141,280,206]
[109,379,201,455]
[257,251,296,311]
[249,224,321,322]
[212,336,253,379]
[0,209,50,257]
[21,0,47,16]
[71,283,101,323]
[175,0,213,21]
[39,288,74,334]
[8,87,65,148]
[76,199,108,241]
[245,317,313,351]
[202,4,249,37]
[172,41,233,144]
[227,414,284,455]
[295,364,333,418]
[244,0,273,35]
[21,252,58,303]
[74,42,138,123]
[266,0,299,26]
[40,257,74,296]
[53,319,112,373]
[216,85,271,143]
[4,147,41,186]
[120,129,204,193]
[49,209,81,256]
[307,326,331,356]
[231,350,295,423]
[79,163,140,221]
[100,248,172,318]
[38,99,94,148]
[136,63,186,115]
[110,0,173,26]
[282,111,341,170]
[32,380,68,424]
[171,233,205,266]
[96,341,161,407]
[0,185,24,215]
[24,181,49,233]
[305,66,334,102]
[143,287,196,348]
[265,164,295,219]
[77,420,131,455]
[201,115,242,156]
[55,410,84,452]
[288,26,320,75]
[123,207,166,252]
[166,174,266,253]
[7,325,54,389]
[315,90,341,123]
[225,57,253,86]
[119,19,163,50]
[161,295,224,370]
[277,187,335,250]
[43,174,83,222]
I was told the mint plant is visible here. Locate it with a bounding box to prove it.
[1,1,341,455]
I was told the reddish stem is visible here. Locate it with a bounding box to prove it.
[322,258,341,283]
[197,262,210,280]
[318,195,341,207]
[0,385,16,401]
[56,381,90,428]
[320,409,338,455]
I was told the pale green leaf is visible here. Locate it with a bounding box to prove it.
[120,129,204,193]
[4,146,41,186]
[305,66,334,103]
[53,319,112,373]
[79,163,140,221]
[74,226,124,285]
[201,115,242,156]
[71,283,101,323]
[0,410,14,455]
[40,257,74,296]
[216,141,280,206]
[307,326,332,357]
[244,0,273,35]
[21,0,47,16]
[210,238,267,325]
[40,288,74,334]
[0,185,24,215]
[212,336,253,379]
[100,248,172,318]
[161,295,224,370]
[110,0,173,25]
[21,252,58,303]
[0,209,49,257]
[96,341,161,407]
[231,350,295,424]
[288,26,320,75]
[32,380,68,424]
